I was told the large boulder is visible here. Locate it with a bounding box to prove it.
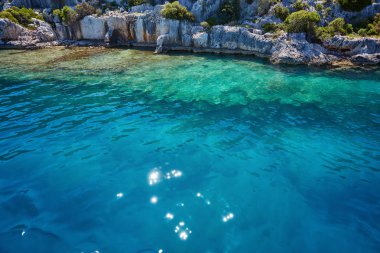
[34,19,56,42]
[0,18,28,41]
[80,15,107,40]
[0,18,56,47]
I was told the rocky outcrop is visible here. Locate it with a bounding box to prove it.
[0,18,26,41]
[1,7,380,66]
[323,36,380,56]
[0,18,56,48]
[80,15,107,40]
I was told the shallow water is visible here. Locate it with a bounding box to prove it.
[0,47,379,253]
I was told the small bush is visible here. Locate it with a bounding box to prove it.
[358,28,367,36]
[316,18,353,41]
[200,21,210,30]
[359,13,380,36]
[76,2,96,20]
[54,6,78,25]
[285,10,320,33]
[161,1,194,22]
[337,0,372,12]
[292,0,309,11]
[128,0,146,7]
[315,3,323,12]
[323,7,332,17]
[0,6,43,29]
[274,5,289,21]
[0,11,18,24]
[262,22,278,33]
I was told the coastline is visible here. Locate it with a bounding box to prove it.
[1,7,379,67]
[1,40,374,68]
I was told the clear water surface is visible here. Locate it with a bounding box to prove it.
[0,47,379,253]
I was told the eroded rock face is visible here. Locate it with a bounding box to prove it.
[1,7,380,66]
[271,34,331,65]
[0,18,27,41]
[323,36,380,56]
[193,32,208,48]
[0,18,56,48]
[80,16,107,40]
[34,19,56,42]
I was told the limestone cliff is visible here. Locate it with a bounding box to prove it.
[1,4,379,66]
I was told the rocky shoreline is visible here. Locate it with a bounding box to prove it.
[1,6,379,66]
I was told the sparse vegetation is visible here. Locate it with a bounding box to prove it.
[316,18,353,41]
[75,2,97,20]
[356,13,380,36]
[262,22,278,33]
[292,0,309,11]
[53,6,78,25]
[128,0,146,7]
[161,1,194,22]
[200,21,211,30]
[273,4,289,21]
[315,3,323,12]
[0,6,43,29]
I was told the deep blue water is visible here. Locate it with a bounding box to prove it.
[0,48,380,253]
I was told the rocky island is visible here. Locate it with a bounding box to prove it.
[0,0,379,65]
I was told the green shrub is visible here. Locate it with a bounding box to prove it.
[285,10,320,33]
[316,18,353,41]
[54,6,78,25]
[262,22,278,33]
[0,7,43,29]
[336,0,372,12]
[0,11,18,24]
[52,9,61,17]
[358,28,367,36]
[128,0,146,7]
[292,0,309,11]
[323,7,332,17]
[315,3,323,12]
[75,2,96,20]
[161,1,194,22]
[274,5,289,21]
[200,21,211,30]
[362,13,380,36]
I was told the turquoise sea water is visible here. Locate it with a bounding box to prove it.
[0,47,379,253]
